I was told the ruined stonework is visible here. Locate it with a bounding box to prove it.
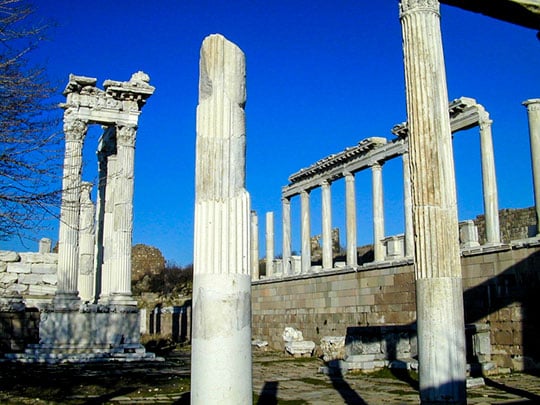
[131,244,166,282]
[191,34,252,404]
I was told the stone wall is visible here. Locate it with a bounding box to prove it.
[0,250,58,307]
[474,206,537,245]
[252,242,540,371]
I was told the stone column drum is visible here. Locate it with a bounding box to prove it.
[109,125,137,306]
[300,190,311,273]
[344,172,358,268]
[250,211,259,280]
[54,118,88,310]
[282,198,292,275]
[78,181,96,302]
[372,162,385,262]
[321,180,333,269]
[192,34,252,404]
[265,211,274,277]
[524,98,540,235]
[400,0,467,403]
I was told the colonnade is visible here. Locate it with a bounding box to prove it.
[54,72,154,310]
[252,94,512,281]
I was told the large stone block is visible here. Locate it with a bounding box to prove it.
[31,263,57,274]
[0,272,18,284]
[0,251,20,262]
[28,284,57,295]
[7,262,31,274]
[18,274,44,285]
[19,253,58,264]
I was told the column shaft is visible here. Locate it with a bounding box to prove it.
[372,162,385,261]
[345,172,358,268]
[300,190,311,273]
[55,118,87,310]
[109,125,137,306]
[400,1,466,402]
[321,181,333,269]
[250,211,259,280]
[524,99,540,235]
[479,113,500,244]
[402,152,414,257]
[192,34,252,405]
[265,212,274,277]
[78,182,96,302]
[99,154,116,303]
[282,198,292,275]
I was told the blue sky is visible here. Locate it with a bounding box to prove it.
[4,1,539,265]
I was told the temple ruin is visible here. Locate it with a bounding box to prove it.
[2,72,156,362]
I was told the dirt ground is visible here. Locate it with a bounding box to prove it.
[1,347,539,404]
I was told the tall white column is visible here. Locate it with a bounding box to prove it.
[478,110,500,245]
[344,172,358,268]
[282,197,292,275]
[108,125,137,307]
[78,181,96,302]
[54,118,87,310]
[372,162,385,262]
[524,98,540,235]
[402,152,414,257]
[300,190,311,273]
[400,1,466,403]
[192,34,252,404]
[265,211,274,277]
[98,154,117,303]
[250,211,259,280]
[321,180,333,269]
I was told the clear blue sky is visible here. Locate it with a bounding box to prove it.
[4,1,539,265]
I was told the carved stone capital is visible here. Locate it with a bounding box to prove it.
[523,98,540,111]
[400,0,440,16]
[116,125,137,147]
[63,119,87,142]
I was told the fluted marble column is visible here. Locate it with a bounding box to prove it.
[78,181,96,302]
[300,190,311,273]
[400,1,466,403]
[98,153,117,303]
[282,198,292,275]
[108,125,137,307]
[192,34,252,404]
[478,110,500,244]
[372,162,385,262]
[321,180,333,269]
[524,99,540,235]
[402,152,414,257]
[250,211,259,280]
[265,211,274,277]
[344,172,358,268]
[54,118,87,310]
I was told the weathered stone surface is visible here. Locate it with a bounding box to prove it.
[31,263,57,274]
[320,336,345,361]
[283,327,304,343]
[285,340,316,357]
[0,272,18,284]
[28,284,57,295]
[131,244,166,281]
[19,253,57,264]
[0,251,20,262]
[42,274,57,285]
[18,274,44,285]
[7,262,31,274]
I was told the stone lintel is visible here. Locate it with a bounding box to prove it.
[282,138,404,198]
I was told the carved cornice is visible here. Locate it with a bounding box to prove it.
[63,119,87,142]
[400,0,440,16]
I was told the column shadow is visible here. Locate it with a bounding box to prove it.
[327,367,367,405]
[484,376,540,402]
[257,380,278,404]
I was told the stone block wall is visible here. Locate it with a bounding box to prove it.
[252,243,540,371]
[0,250,58,307]
[474,207,537,245]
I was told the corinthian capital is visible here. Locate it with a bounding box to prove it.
[400,0,440,16]
[116,125,137,147]
[523,99,540,112]
[63,119,87,142]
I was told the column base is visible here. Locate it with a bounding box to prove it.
[53,292,81,311]
[108,293,137,308]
